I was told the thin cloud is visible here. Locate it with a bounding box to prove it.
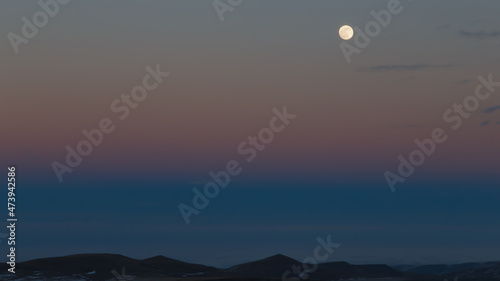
[458,30,500,39]
[484,105,500,114]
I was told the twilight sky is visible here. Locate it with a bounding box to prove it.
[1,0,500,267]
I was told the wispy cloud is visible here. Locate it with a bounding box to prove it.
[458,30,500,39]
[481,106,500,126]
[484,105,500,114]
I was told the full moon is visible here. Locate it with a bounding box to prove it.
[339,25,354,40]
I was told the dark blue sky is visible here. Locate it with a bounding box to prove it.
[6,172,500,267]
[1,0,500,267]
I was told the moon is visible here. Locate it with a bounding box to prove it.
[339,25,354,40]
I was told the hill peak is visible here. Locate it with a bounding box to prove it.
[143,255,170,261]
[264,254,294,260]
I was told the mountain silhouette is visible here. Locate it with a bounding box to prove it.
[1,253,498,281]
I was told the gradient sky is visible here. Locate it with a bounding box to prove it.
[1,0,500,267]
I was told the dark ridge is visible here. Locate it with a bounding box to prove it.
[225,253,301,278]
[141,255,220,274]
[1,253,498,281]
